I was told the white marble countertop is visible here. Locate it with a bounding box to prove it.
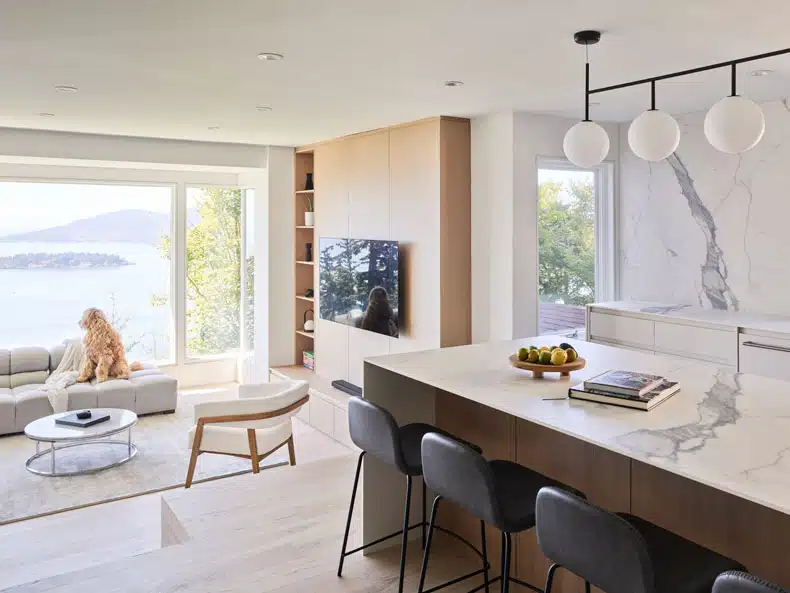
[367,337,790,516]
[591,300,790,336]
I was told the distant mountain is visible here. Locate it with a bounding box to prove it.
[0,210,172,246]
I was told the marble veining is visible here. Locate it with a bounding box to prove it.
[367,337,790,515]
[667,153,740,311]
[619,98,790,317]
[617,369,742,461]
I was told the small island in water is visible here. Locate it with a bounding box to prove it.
[0,252,133,270]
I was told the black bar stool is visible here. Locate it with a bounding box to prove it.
[338,395,489,593]
[418,432,586,593]
[713,571,789,593]
[534,486,746,593]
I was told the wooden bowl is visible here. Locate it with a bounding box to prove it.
[508,353,586,378]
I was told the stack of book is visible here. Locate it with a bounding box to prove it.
[569,370,680,411]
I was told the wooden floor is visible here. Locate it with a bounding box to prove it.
[1,455,488,593]
[0,417,352,591]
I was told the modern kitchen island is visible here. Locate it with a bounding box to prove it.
[363,337,790,593]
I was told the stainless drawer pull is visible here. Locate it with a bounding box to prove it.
[742,341,790,354]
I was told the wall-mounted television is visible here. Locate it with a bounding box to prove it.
[319,237,400,338]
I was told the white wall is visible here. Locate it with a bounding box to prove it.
[471,111,619,340]
[471,112,515,343]
[619,98,790,315]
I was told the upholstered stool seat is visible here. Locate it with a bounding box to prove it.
[418,432,584,593]
[535,487,746,593]
[713,571,790,593]
[338,396,487,593]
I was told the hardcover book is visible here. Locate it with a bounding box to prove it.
[584,370,664,397]
[54,411,111,428]
[569,380,680,411]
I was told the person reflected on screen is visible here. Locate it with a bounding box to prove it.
[359,286,398,337]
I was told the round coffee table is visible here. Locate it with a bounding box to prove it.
[24,408,138,477]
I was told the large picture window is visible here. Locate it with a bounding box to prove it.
[186,187,243,358]
[0,181,173,361]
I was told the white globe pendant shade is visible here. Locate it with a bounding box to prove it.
[628,110,680,162]
[563,121,610,168]
[704,95,765,154]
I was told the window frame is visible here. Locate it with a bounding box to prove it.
[536,157,616,333]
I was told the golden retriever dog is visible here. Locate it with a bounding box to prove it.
[76,308,142,383]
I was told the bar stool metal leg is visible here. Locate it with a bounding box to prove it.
[398,475,413,593]
[417,495,442,593]
[544,563,560,593]
[422,479,427,549]
[480,520,490,593]
[337,451,365,577]
[501,532,512,593]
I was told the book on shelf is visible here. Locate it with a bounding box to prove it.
[569,379,680,411]
[584,370,664,397]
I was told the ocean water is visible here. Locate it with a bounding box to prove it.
[0,242,171,361]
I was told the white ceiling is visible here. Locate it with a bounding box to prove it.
[1,0,790,147]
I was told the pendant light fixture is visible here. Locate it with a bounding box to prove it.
[704,64,765,154]
[563,30,610,168]
[569,33,789,162]
[628,81,680,162]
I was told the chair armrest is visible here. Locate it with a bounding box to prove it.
[194,394,309,425]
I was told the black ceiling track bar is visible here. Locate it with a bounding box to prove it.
[588,46,790,96]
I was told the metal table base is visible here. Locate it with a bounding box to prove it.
[26,428,137,477]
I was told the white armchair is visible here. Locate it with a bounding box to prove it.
[185,381,310,488]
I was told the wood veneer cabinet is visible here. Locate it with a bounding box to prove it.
[294,117,471,381]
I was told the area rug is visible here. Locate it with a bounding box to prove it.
[0,385,291,525]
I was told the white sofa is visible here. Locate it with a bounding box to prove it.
[0,345,177,436]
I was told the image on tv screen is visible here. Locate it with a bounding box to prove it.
[319,237,399,337]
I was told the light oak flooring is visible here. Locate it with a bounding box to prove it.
[2,456,487,593]
[0,417,350,591]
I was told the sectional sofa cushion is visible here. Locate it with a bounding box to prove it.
[10,347,50,374]
[0,344,177,435]
[0,388,13,435]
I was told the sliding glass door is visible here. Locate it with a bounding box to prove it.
[537,161,613,336]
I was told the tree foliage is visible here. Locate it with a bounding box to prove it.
[538,179,595,307]
[160,188,251,356]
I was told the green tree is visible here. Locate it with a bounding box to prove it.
[161,188,243,355]
[538,179,595,306]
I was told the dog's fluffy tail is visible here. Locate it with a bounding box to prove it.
[130,361,144,372]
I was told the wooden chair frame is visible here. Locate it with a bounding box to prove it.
[185,394,310,488]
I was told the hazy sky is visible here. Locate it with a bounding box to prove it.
[0,182,171,235]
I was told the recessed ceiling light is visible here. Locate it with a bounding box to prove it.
[444,80,464,88]
[256,105,273,112]
[54,85,78,93]
[38,112,55,117]
[208,125,221,131]
[751,69,773,77]
[257,52,284,61]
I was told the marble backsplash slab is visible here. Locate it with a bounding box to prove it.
[619,98,790,316]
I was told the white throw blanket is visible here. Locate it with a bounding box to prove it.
[42,341,86,414]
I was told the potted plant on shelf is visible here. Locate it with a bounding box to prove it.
[304,194,314,227]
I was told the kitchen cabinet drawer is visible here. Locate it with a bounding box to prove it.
[739,334,790,381]
[309,395,335,436]
[654,321,737,367]
[588,311,654,350]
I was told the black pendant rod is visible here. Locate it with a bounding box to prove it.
[588,45,790,95]
[650,80,656,110]
[584,61,590,121]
